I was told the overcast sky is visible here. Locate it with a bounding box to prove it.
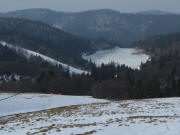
[0,0,180,13]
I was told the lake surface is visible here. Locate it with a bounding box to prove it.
[82,47,150,69]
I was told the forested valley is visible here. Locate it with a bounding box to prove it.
[1,32,180,100]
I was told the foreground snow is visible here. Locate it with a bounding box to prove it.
[0,93,107,116]
[83,47,150,69]
[0,41,88,74]
[0,94,180,135]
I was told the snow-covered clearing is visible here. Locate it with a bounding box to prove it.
[83,47,150,69]
[0,94,180,135]
[0,93,107,117]
[0,41,88,74]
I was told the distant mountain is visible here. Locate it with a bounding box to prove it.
[2,8,180,44]
[0,17,120,69]
[137,10,175,15]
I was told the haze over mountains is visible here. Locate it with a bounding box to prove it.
[2,8,180,44]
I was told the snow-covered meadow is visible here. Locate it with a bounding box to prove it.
[0,93,107,117]
[83,47,150,69]
[0,93,180,135]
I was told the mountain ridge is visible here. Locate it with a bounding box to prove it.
[2,8,180,44]
[0,17,120,69]
[136,10,177,15]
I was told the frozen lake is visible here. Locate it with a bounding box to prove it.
[83,47,150,69]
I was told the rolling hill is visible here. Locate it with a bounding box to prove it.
[0,17,120,69]
[2,8,180,44]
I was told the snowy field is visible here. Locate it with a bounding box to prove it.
[0,94,180,135]
[0,93,107,117]
[83,47,150,69]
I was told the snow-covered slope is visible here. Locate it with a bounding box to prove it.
[0,94,180,135]
[0,93,107,116]
[0,41,88,74]
[83,47,150,69]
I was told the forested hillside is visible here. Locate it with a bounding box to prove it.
[2,9,180,44]
[0,44,93,94]
[0,42,79,93]
[0,17,120,69]
[1,11,180,99]
[0,42,67,77]
[1,33,180,98]
[133,33,180,53]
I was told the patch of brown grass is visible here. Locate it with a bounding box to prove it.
[75,130,97,135]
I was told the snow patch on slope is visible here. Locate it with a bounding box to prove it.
[0,41,88,74]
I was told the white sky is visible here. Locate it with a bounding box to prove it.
[0,0,180,13]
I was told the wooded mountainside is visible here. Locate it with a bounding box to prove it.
[2,9,180,44]
[0,44,68,77]
[1,33,180,99]
[0,14,180,100]
[0,17,120,69]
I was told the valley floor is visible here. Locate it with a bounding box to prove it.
[0,94,180,135]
